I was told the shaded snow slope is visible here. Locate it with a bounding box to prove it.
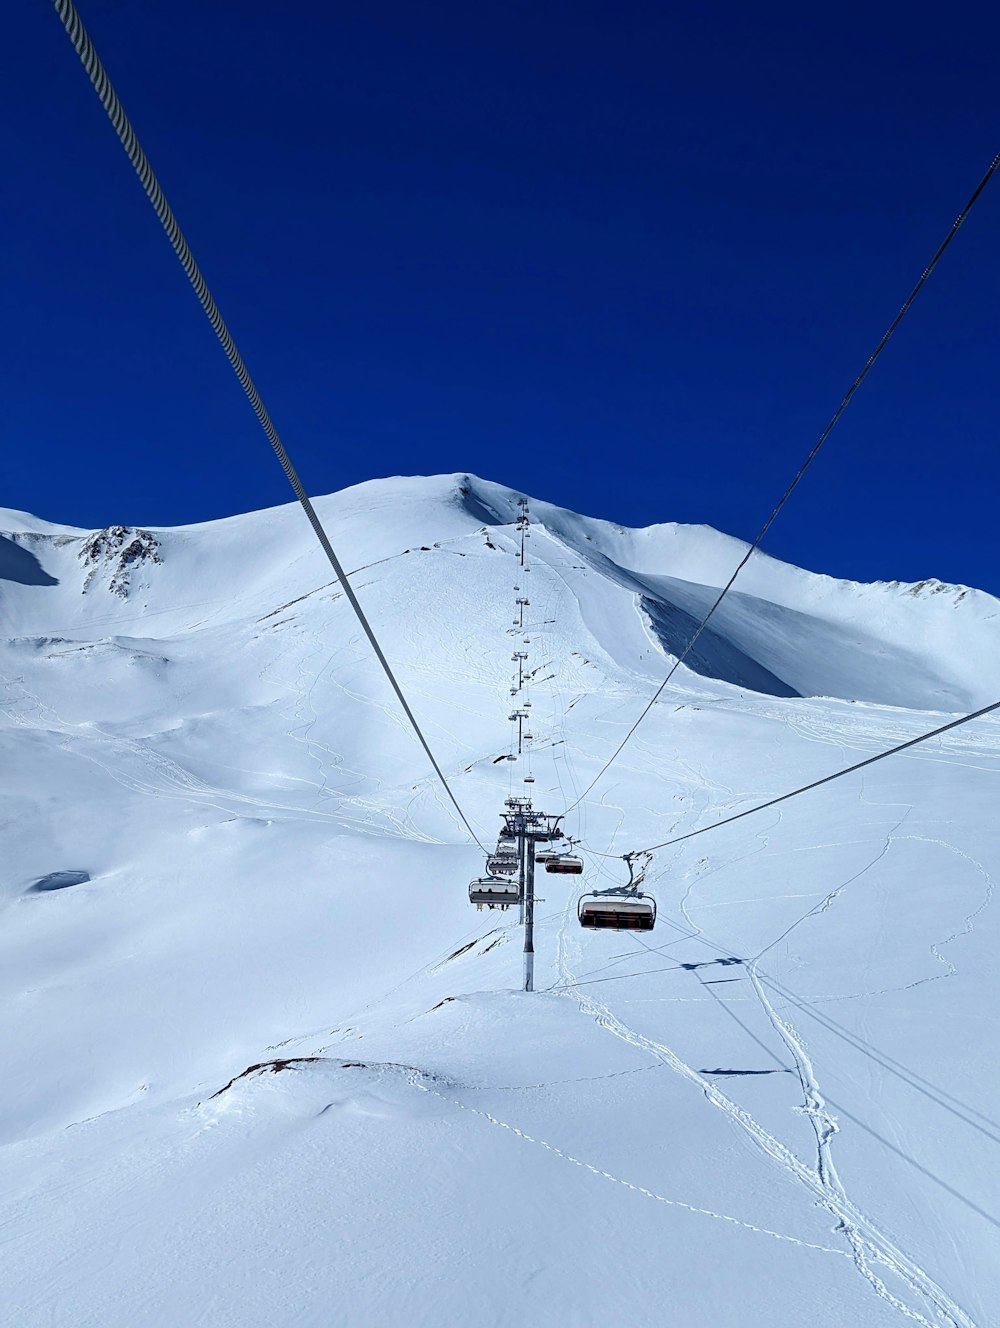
[2,474,999,1327]
[461,477,995,709]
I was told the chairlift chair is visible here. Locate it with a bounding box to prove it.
[545,854,584,874]
[469,876,521,911]
[487,842,519,869]
[578,890,656,931]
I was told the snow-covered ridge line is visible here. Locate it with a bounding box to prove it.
[2,472,998,712]
[3,471,989,602]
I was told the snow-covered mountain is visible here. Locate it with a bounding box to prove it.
[2,474,998,1327]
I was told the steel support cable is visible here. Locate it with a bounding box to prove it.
[566,149,1000,817]
[630,698,1000,855]
[51,0,486,852]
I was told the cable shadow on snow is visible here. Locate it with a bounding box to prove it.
[824,1095,1000,1232]
[766,974,1000,1148]
[659,911,1000,1152]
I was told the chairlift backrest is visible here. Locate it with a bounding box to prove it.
[545,855,583,874]
[469,876,521,910]
[578,892,656,931]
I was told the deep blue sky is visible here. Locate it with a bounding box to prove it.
[4,1,998,590]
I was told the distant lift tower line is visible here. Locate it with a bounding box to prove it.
[469,496,572,989]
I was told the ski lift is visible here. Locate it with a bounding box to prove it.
[578,857,655,931]
[523,774,535,785]
[545,855,583,874]
[469,876,521,911]
[578,890,656,931]
[487,854,518,875]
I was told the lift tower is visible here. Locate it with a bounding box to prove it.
[502,798,563,991]
[516,497,530,568]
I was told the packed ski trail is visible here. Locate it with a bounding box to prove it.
[2,474,999,1326]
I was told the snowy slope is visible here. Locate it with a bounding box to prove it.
[1,474,999,1327]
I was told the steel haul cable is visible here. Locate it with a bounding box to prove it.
[631,698,1000,855]
[566,148,1000,816]
[51,0,486,851]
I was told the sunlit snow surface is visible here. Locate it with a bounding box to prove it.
[1,474,998,1327]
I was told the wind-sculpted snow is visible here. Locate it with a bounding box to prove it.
[1,474,998,1326]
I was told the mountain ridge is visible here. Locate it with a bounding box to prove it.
[3,472,993,710]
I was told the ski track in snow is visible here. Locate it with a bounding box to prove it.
[410,1073,849,1256]
[552,848,976,1326]
[655,769,985,1324]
